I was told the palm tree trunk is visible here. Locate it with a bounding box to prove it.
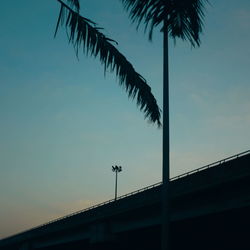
[161,17,170,250]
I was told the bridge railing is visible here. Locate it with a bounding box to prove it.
[26,182,163,230]
[170,150,250,181]
[3,150,249,239]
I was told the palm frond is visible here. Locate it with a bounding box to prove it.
[55,0,161,126]
[121,0,208,47]
[66,0,80,12]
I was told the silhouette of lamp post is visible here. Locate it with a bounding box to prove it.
[112,165,122,200]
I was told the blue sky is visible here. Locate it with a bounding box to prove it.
[0,0,250,238]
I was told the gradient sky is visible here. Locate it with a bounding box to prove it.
[0,0,250,239]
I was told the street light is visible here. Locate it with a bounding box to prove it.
[112,165,122,200]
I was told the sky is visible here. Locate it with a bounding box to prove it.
[0,0,250,239]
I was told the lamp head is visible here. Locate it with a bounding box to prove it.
[112,165,122,172]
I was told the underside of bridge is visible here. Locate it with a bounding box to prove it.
[30,205,249,250]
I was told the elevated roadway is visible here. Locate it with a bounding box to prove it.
[1,150,250,250]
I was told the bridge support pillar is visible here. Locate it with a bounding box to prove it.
[90,222,114,244]
[19,242,32,250]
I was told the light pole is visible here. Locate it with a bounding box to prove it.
[112,165,122,200]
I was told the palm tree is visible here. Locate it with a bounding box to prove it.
[54,0,161,126]
[120,0,208,249]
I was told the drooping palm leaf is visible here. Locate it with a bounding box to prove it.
[121,0,208,46]
[55,0,161,126]
[66,0,80,12]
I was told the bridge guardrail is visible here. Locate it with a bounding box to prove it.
[170,150,250,181]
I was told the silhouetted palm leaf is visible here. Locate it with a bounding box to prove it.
[66,0,80,12]
[55,0,161,126]
[121,0,208,46]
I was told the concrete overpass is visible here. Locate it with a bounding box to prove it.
[1,150,250,250]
